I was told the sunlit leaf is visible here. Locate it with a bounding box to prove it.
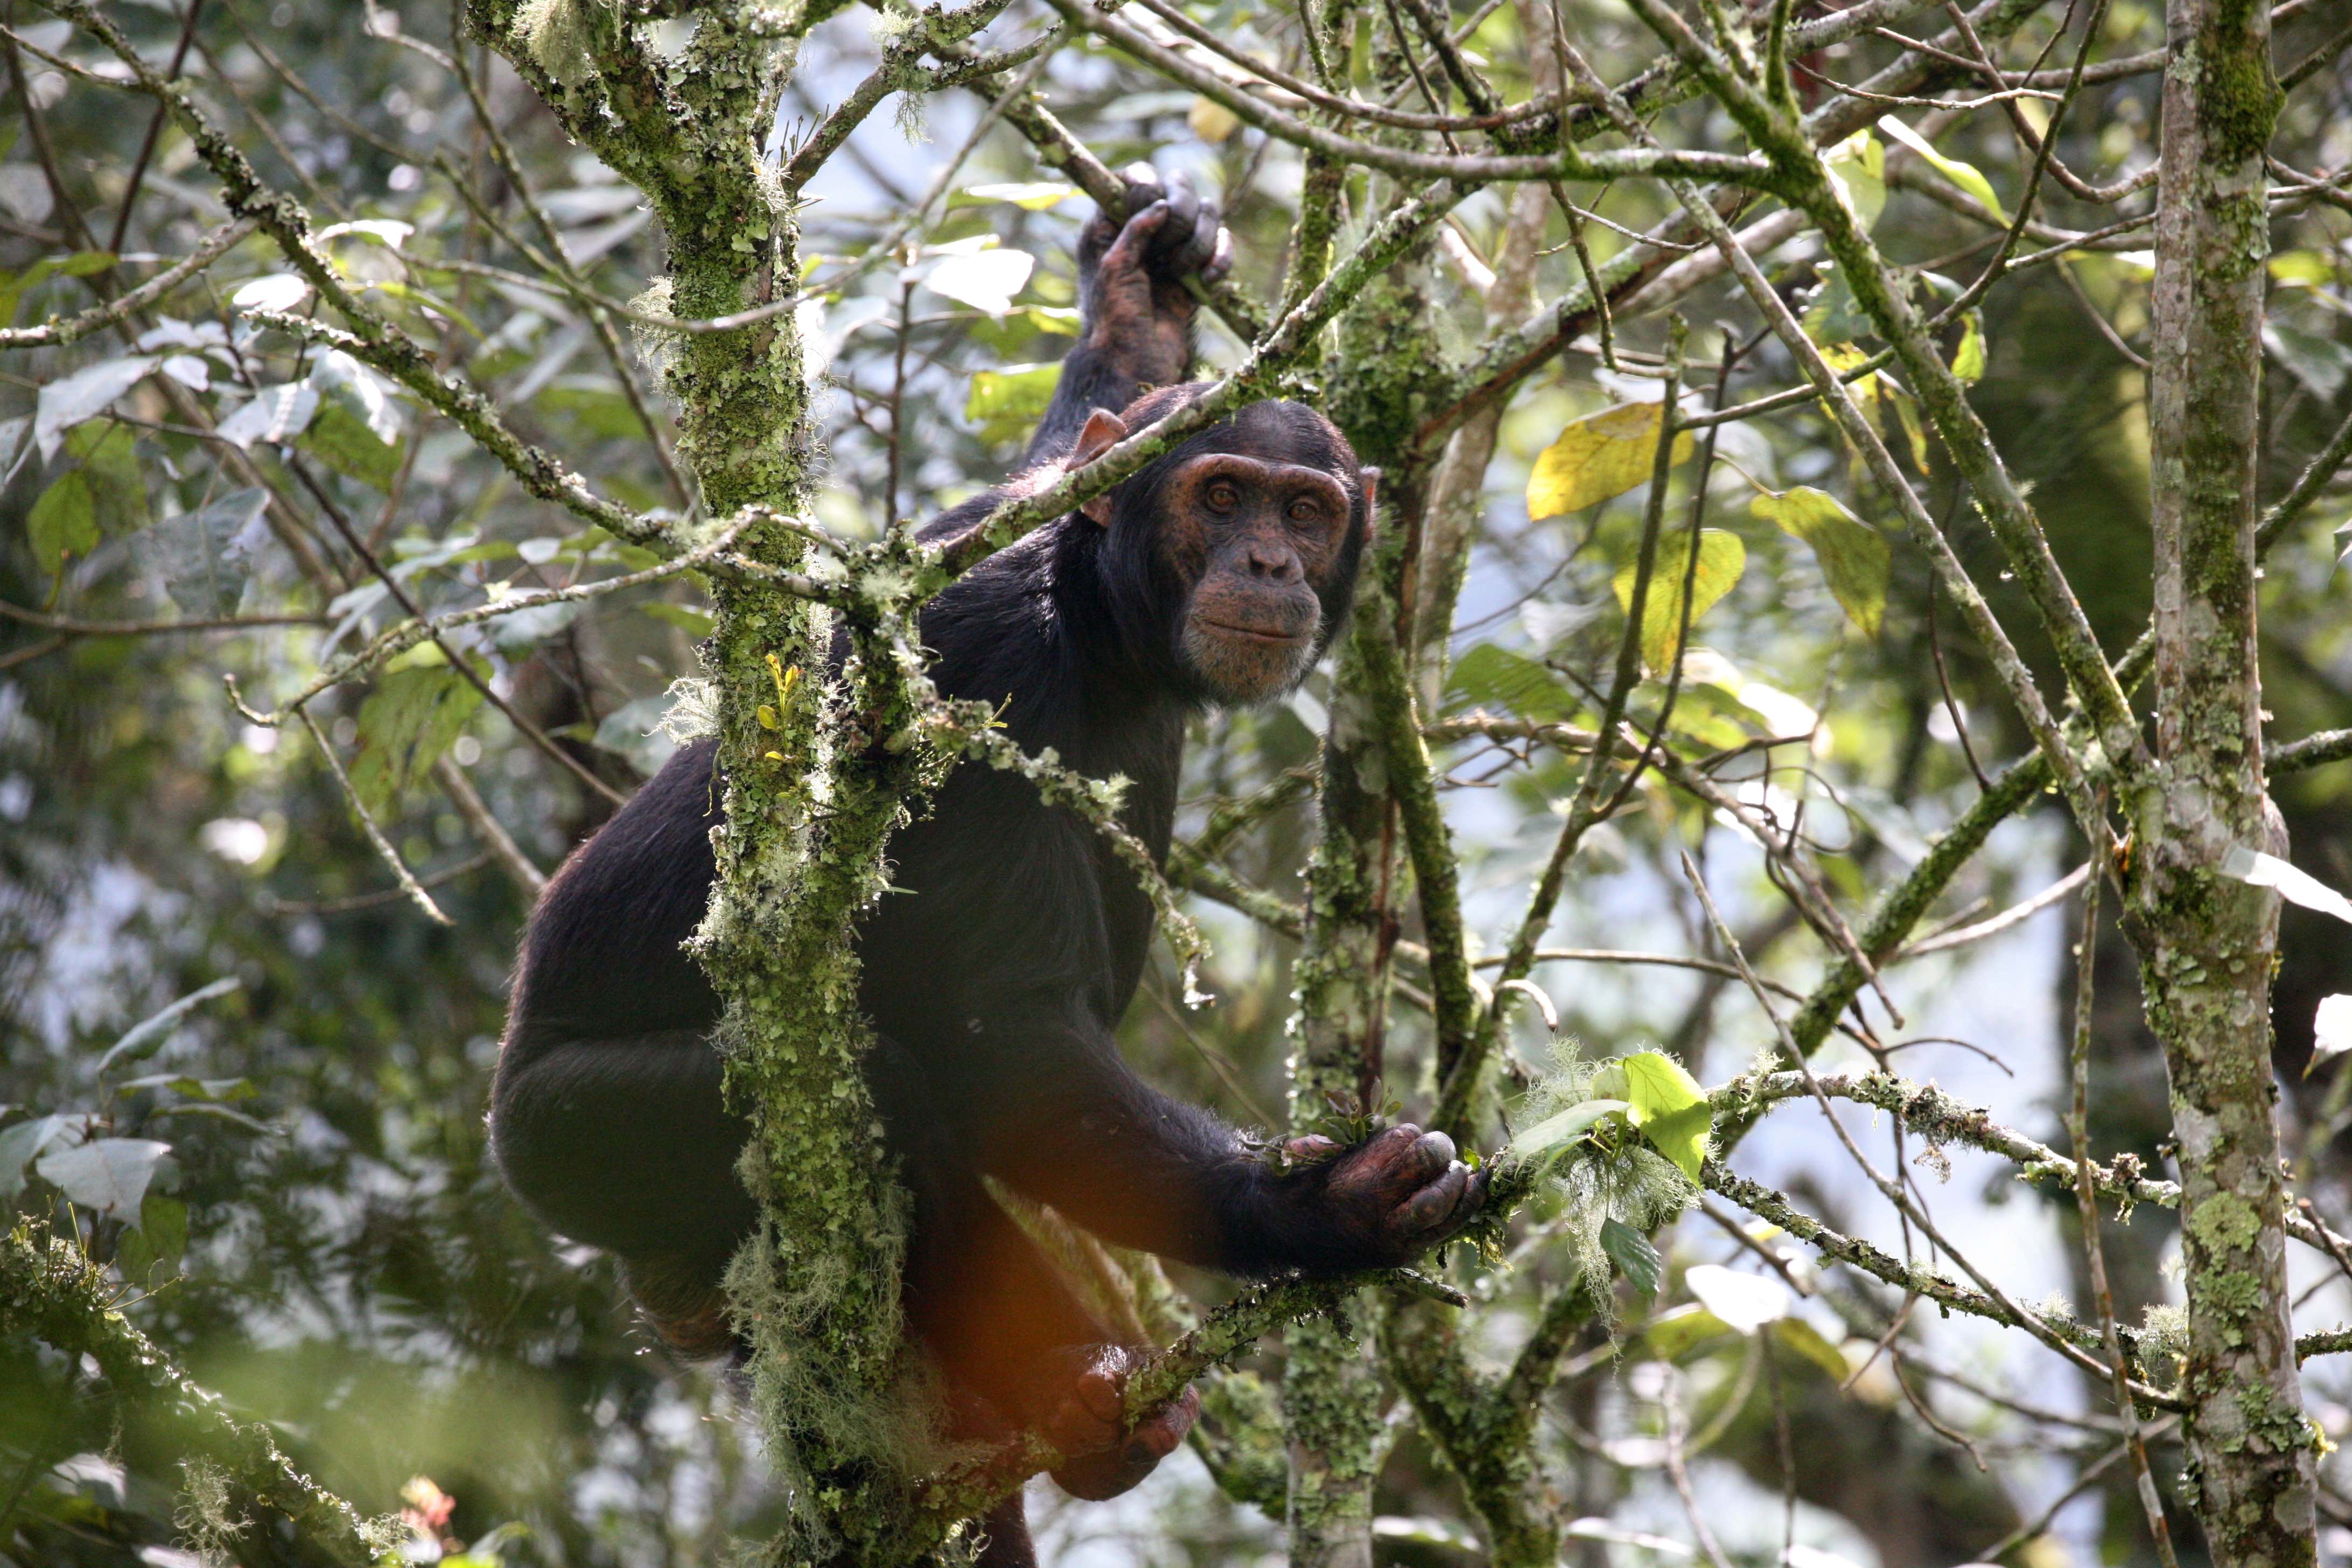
[2222,845,2352,924]
[1878,115,2004,218]
[216,383,319,450]
[0,1115,73,1200]
[2312,995,2352,1068]
[37,1137,173,1215]
[1822,129,1884,231]
[69,422,149,534]
[925,247,1034,316]
[348,664,487,815]
[1622,1049,1711,1182]
[230,272,312,314]
[1950,311,1987,383]
[965,362,1061,429]
[315,218,414,249]
[955,181,1079,211]
[1611,528,1745,674]
[33,354,152,461]
[1684,1263,1790,1331]
[1751,486,1889,636]
[1600,1216,1663,1296]
[1528,401,1695,520]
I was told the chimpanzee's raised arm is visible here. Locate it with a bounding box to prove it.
[1022,165,1231,465]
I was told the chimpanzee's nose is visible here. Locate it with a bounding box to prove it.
[1246,540,1300,579]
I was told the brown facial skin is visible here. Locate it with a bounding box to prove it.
[1069,411,1359,705]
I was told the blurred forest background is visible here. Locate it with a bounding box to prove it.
[1,0,2349,1564]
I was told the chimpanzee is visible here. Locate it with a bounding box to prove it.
[489,166,1486,1560]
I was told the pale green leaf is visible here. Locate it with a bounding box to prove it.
[965,362,1061,429]
[1878,116,2004,219]
[1505,1098,1629,1160]
[1751,487,1891,637]
[1622,1049,1711,1181]
[1774,1317,1854,1380]
[1822,129,1885,231]
[955,181,1080,211]
[1611,528,1745,673]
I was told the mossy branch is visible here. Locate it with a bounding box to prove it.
[0,1226,395,1566]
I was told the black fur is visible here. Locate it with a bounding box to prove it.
[489,189,1471,1557]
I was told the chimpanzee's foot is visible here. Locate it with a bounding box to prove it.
[1041,1344,1201,1502]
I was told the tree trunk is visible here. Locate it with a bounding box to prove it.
[2134,0,2315,1554]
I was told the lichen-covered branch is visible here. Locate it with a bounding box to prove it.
[0,1226,395,1566]
[2130,0,2317,1546]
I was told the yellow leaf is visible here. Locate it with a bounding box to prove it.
[1528,402,1696,520]
[1188,96,1241,143]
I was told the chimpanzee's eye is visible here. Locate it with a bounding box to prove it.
[1206,481,1240,511]
[1287,498,1319,522]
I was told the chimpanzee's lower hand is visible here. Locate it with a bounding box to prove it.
[1041,1343,1202,1502]
[1284,1124,1488,1269]
[1076,164,1234,387]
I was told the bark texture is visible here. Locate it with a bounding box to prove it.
[2136,0,2315,1554]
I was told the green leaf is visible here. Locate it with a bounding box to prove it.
[1642,1304,1737,1361]
[965,362,1061,435]
[0,250,116,323]
[1802,265,1871,347]
[26,469,98,574]
[347,664,487,815]
[117,1193,188,1281]
[1773,1317,1853,1381]
[1600,1216,1664,1296]
[1950,311,1987,383]
[1445,642,1576,721]
[95,977,242,1076]
[147,488,267,617]
[302,400,402,489]
[1622,1049,1711,1181]
[1505,1098,1629,1161]
[1878,115,2004,219]
[65,422,149,534]
[1527,402,1695,520]
[1751,487,1891,637]
[1611,528,1745,673]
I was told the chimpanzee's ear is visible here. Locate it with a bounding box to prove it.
[1072,408,1128,526]
[1359,465,1381,529]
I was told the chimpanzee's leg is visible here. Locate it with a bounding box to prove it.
[973,1494,1035,1568]
[871,1037,1199,1502]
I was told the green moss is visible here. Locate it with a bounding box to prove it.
[2188,1191,2264,1256]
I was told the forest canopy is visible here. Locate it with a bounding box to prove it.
[2,0,2351,1564]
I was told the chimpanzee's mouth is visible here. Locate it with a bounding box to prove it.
[1196,617,1307,644]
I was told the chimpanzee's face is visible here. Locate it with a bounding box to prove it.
[1072,395,1369,705]
[1156,450,1356,704]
